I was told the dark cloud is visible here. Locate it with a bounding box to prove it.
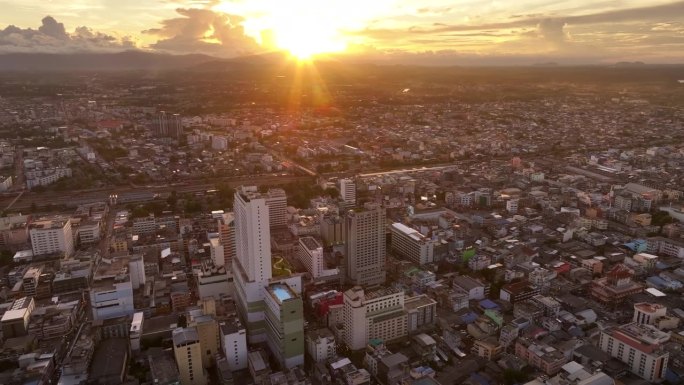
[0,16,135,53]
[144,8,260,56]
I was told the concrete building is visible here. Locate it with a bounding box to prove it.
[297,236,338,279]
[591,264,644,304]
[599,322,669,382]
[345,203,386,286]
[340,178,356,206]
[220,318,248,371]
[217,212,235,268]
[29,217,74,257]
[188,310,220,369]
[390,223,435,265]
[265,188,288,229]
[90,256,135,321]
[0,296,35,338]
[264,282,305,368]
[172,327,208,385]
[343,286,407,350]
[633,303,667,326]
[232,186,304,352]
[515,337,569,375]
[306,327,337,363]
[404,294,437,334]
[196,261,231,301]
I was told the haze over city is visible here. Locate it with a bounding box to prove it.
[1,1,684,64]
[0,1,683,385]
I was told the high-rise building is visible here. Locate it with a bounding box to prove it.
[217,213,235,268]
[129,254,146,290]
[232,186,304,365]
[234,186,272,283]
[339,178,356,206]
[172,327,208,385]
[599,322,669,382]
[188,309,220,369]
[345,202,386,286]
[156,111,183,139]
[264,188,288,229]
[29,216,74,257]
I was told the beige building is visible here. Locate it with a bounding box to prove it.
[173,327,208,385]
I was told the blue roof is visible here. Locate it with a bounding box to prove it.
[479,299,499,309]
[646,276,666,288]
[461,312,478,324]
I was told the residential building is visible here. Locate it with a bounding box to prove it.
[29,216,74,257]
[390,223,435,265]
[515,337,569,375]
[599,322,669,382]
[633,303,667,326]
[306,328,337,363]
[172,327,208,385]
[340,178,356,206]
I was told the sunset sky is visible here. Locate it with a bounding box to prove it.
[1,0,683,64]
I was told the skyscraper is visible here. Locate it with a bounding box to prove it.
[232,186,304,368]
[345,202,386,286]
[156,111,183,139]
[172,327,208,385]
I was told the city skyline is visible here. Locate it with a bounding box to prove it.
[0,1,682,64]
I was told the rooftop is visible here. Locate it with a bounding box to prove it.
[266,283,297,303]
[300,236,322,251]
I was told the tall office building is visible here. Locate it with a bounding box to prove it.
[172,327,208,385]
[339,178,356,206]
[599,322,669,382]
[232,186,304,368]
[345,202,386,286]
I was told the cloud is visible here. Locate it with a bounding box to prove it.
[0,16,136,54]
[143,8,260,56]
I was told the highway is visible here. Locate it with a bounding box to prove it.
[0,174,314,211]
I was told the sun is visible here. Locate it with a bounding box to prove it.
[273,20,346,59]
[213,0,395,59]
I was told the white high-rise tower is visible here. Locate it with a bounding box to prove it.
[234,186,272,282]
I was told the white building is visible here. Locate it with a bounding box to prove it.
[220,319,248,371]
[306,328,337,363]
[339,178,356,206]
[130,312,144,351]
[297,236,338,279]
[390,222,435,265]
[29,217,74,257]
[90,256,136,321]
[77,221,101,244]
[129,254,146,290]
[232,186,304,351]
[209,236,225,267]
[633,303,667,326]
[343,286,407,350]
[197,261,231,300]
[599,322,669,382]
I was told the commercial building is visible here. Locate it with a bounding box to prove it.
[343,286,407,350]
[264,282,305,368]
[515,337,569,375]
[188,309,220,369]
[29,216,74,257]
[345,203,387,286]
[390,223,435,265]
[217,212,235,268]
[599,322,669,382]
[89,256,135,321]
[172,327,208,385]
[196,261,231,301]
[232,186,305,361]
